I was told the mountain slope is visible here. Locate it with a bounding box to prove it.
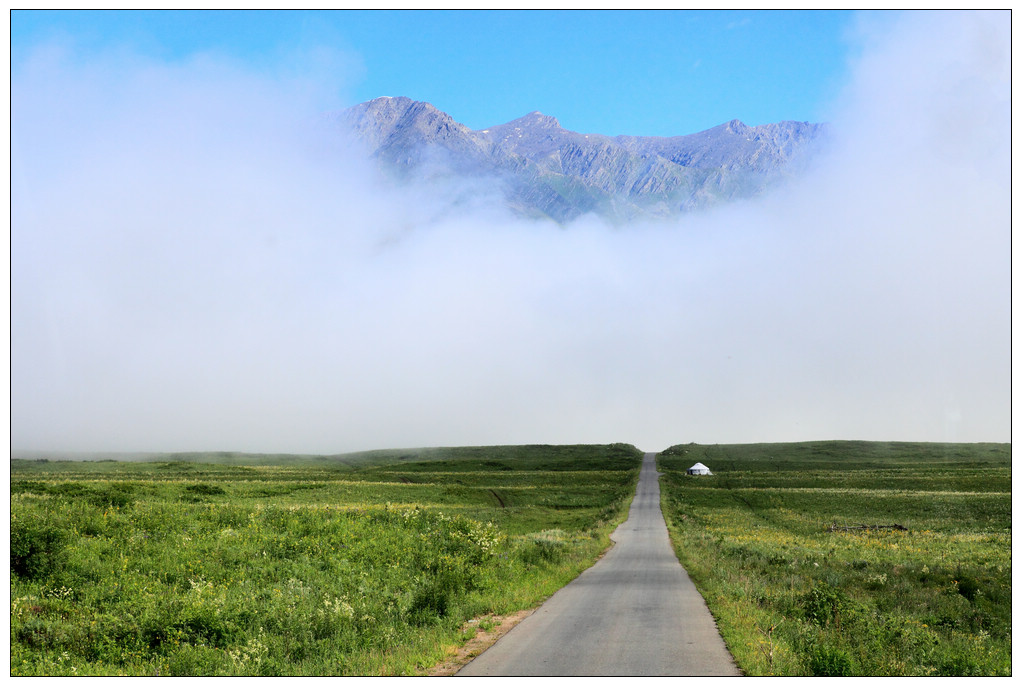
[339,96,825,223]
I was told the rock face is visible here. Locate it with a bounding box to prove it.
[339,96,826,223]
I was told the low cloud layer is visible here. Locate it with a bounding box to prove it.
[11,11,1010,453]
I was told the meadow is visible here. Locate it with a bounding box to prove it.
[658,441,1011,676]
[10,444,643,676]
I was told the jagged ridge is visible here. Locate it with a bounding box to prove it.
[339,96,825,222]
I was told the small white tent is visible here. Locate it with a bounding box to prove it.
[687,462,712,476]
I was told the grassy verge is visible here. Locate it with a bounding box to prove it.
[658,441,1011,676]
[10,444,642,676]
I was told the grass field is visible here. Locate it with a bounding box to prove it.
[10,444,643,676]
[658,441,1011,676]
[12,440,1011,676]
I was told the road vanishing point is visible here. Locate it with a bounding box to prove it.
[457,452,741,676]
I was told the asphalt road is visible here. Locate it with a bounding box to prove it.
[457,452,740,676]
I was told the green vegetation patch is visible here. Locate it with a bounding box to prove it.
[10,443,642,676]
[658,441,1011,676]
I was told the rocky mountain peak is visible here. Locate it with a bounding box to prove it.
[723,119,748,134]
[339,97,826,223]
[504,111,562,131]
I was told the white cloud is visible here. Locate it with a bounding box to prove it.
[11,11,1010,453]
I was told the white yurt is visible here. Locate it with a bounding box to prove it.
[687,462,712,476]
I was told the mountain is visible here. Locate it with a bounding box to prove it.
[338,96,826,223]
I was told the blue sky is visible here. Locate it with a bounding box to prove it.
[11,9,855,136]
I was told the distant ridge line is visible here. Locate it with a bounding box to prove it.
[338,96,826,223]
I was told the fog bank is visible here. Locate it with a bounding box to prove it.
[11,11,1010,453]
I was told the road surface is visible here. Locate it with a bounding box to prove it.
[457,452,740,676]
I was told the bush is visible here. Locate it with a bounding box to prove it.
[955,575,980,602]
[91,487,134,509]
[11,517,68,579]
[936,654,982,676]
[519,530,568,566]
[407,578,451,624]
[168,644,225,676]
[184,484,227,497]
[808,645,855,676]
[15,618,56,650]
[10,481,49,495]
[799,587,851,627]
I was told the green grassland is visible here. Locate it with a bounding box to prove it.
[10,444,643,676]
[12,440,1012,676]
[658,441,1011,676]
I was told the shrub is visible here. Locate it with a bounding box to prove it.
[91,487,134,509]
[936,654,982,676]
[10,517,68,580]
[180,609,237,648]
[10,481,49,495]
[955,575,980,602]
[519,530,568,566]
[168,644,225,676]
[184,484,227,497]
[808,645,854,676]
[407,578,451,624]
[799,587,851,628]
[15,618,55,650]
